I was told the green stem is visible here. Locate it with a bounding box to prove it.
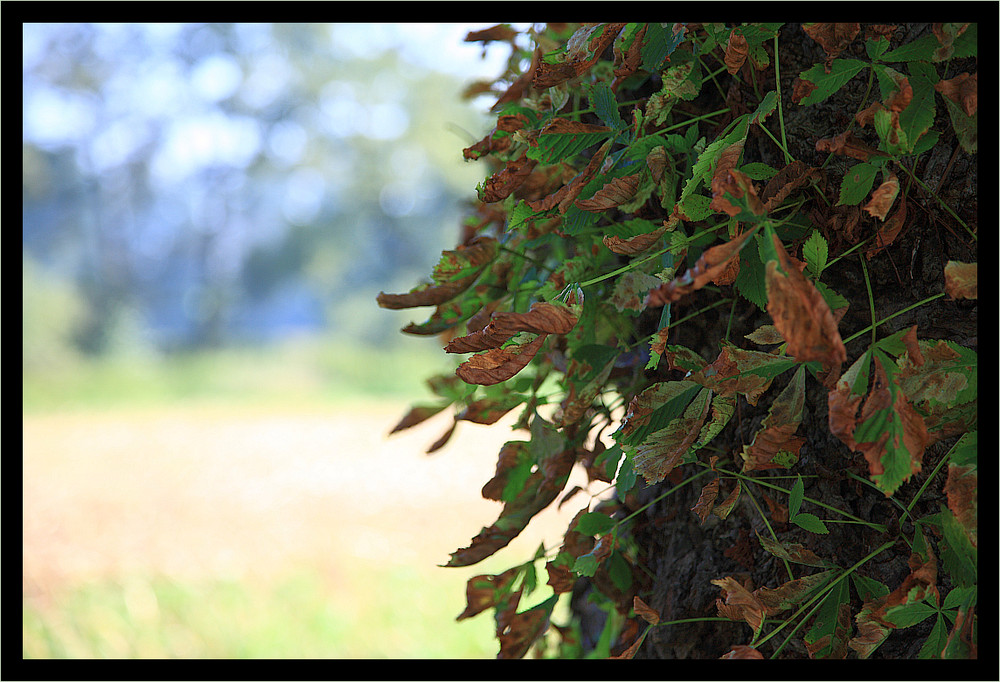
[773,33,792,166]
[896,161,976,242]
[739,479,795,581]
[618,469,712,527]
[659,107,732,134]
[842,293,945,344]
[754,539,895,651]
[860,256,877,347]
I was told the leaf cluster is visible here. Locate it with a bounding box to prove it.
[378,22,976,659]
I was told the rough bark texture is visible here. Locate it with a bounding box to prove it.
[578,23,977,659]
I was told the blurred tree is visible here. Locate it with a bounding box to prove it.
[22,23,492,354]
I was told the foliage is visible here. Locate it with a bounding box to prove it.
[379,22,976,659]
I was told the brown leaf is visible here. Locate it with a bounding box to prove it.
[935,72,977,117]
[724,30,749,75]
[604,211,681,255]
[791,77,818,104]
[761,161,824,212]
[865,196,907,259]
[532,23,626,89]
[492,47,541,111]
[721,645,764,659]
[388,403,449,434]
[802,23,860,60]
[610,629,648,659]
[528,139,611,214]
[446,302,578,353]
[576,174,641,212]
[545,560,576,595]
[710,168,764,217]
[465,24,518,44]
[480,154,538,203]
[712,576,766,633]
[742,367,807,472]
[815,131,885,162]
[945,463,978,548]
[456,568,519,620]
[760,489,789,524]
[633,596,661,626]
[646,229,753,306]
[498,601,551,659]
[481,442,531,501]
[632,387,712,484]
[863,173,900,221]
[455,333,548,386]
[691,478,720,523]
[765,233,847,377]
[714,481,742,520]
[425,419,456,454]
[943,261,977,300]
[376,237,498,309]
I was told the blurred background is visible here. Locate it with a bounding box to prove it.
[23,22,602,658]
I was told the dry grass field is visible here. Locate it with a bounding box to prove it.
[22,399,609,658]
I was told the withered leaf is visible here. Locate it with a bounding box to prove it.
[455,333,548,386]
[532,23,626,89]
[465,24,518,44]
[865,196,907,259]
[377,236,498,309]
[446,302,578,354]
[945,462,977,548]
[480,154,538,203]
[691,478,720,523]
[604,211,681,255]
[710,168,764,218]
[545,559,576,594]
[447,445,575,566]
[712,576,765,634]
[714,480,742,520]
[576,174,642,212]
[765,232,847,379]
[935,72,977,117]
[498,596,555,659]
[721,645,764,659]
[425,419,456,454]
[791,77,818,104]
[528,138,612,214]
[815,131,885,162]
[633,596,661,626]
[492,47,540,111]
[741,365,807,472]
[389,403,449,434]
[724,30,750,75]
[943,261,977,300]
[646,229,753,307]
[456,568,519,620]
[632,386,711,484]
[761,160,824,212]
[863,173,900,221]
[802,23,860,60]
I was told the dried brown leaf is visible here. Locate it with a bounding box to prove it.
[944,261,977,300]
[865,196,907,259]
[935,72,977,117]
[724,31,749,75]
[864,173,900,221]
[576,174,641,212]
[446,302,578,353]
[455,333,548,386]
[802,23,860,60]
[646,229,753,306]
[691,478,720,523]
[633,596,661,626]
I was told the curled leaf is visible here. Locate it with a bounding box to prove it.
[456,568,519,620]
[765,232,846,379]
[533,23,626,89]
[455,333,548,386]
[376,236,498,309]
[691,478,720,523]
[480,154,538,203]
[943,261,977,300]
[935,72,977,117]
[631,387,712,484]
[741,366,807,472]
[646,229,753,306]
[815,131,885,162]
[712,576,765,634]
[446,302,578,353]
[863,172,900,221]
[721,645,764,659]
[865,196,907,260]
[710,168,764,218]
[633,596,661,626]
[528,138,611,213]
[724,30,749,75]
[802,23,860,61]
[576,174,642,212]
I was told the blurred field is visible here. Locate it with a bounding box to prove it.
[22,342,609,658]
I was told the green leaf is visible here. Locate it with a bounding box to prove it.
[802,230,828,278]
[792,512,829,534]
[851,574,890,602]
[899,61,938,152]
[590,82,627,131]
[942,96,977,154]
[937,505,977,588]
[814,281,848,311]
[917,614,950,659]
[838,162,879,206]
[804,576,850,658]
[886,600,938,628]
[735,235,767,310]
[572,552,599,577]
[574,512,617,536]
[881,34,939,63]
[789,475,805,518]
[797,59,868,106]
[943,586,976,611]
[607,551,633,591]
[739,162,780,181]
[527,129,613,164]
[615,380,703,447]
[865,36,891,61]
[641,22,687,72]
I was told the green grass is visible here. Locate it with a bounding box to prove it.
[23,564,499,658]
[22,333,454,414]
